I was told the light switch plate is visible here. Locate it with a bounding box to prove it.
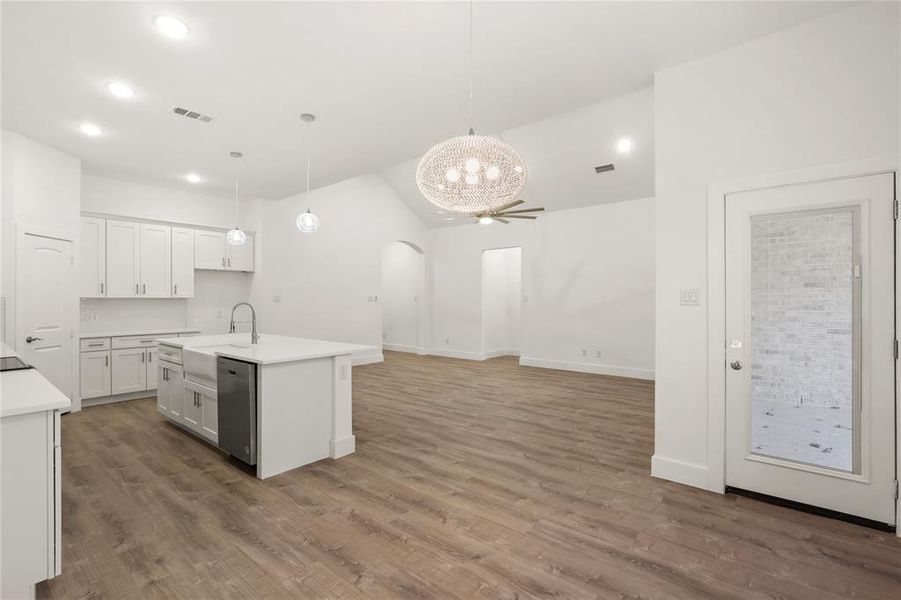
[680,288,700,306]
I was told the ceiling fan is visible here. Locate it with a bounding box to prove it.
[441,199,545,224]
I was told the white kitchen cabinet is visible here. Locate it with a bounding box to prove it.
[227,233,254,272]
[182,380,218,443]
[106,220,141,297]
[199,386,218,441]
[157,360,182,416]
[146,345,158,389]
[139,224,171,298]
[182,384,202,431]
[111,348,147,394]
[79,350,110,399]
[195,230,227,270]
[80,217,106,298]
[171,227,195,297]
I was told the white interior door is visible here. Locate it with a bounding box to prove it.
[18,233,74,398]
[725,173,895,526]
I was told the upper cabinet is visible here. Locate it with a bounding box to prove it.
[106,220,141,298]
[80,217,106,298]
[139,224,171,298]
[194,230,227,270]
[171,227,195,298]
[227,234,254,272]
[81,217,253,300]
[195,230,254,272]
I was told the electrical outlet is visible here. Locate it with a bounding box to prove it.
[445,338,450,345]
[272,295,281,303]
[595,350,602,359]
[581,349,587,357]
[216,310,223,319]
[339,364,348,380]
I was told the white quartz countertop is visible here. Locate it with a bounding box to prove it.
[80,327,201,339]
[1,344,72,418]
[156,333,372,366]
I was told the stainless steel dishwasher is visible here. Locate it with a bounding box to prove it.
[217,356,257,466]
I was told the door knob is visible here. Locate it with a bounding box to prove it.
[25,336,42,344]
[730,360,743,371]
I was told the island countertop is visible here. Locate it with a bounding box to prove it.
[155,333,372,366]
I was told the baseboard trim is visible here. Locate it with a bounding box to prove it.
[382,344,425,354]
[427,348,486,361]
[518,357,654,380]
[330,435,356,458]
[352,351,384,366]
[82,390,156,407]
[483,348,521,359]
[651,454,711,490]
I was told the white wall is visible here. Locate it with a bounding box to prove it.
[1,131,82,347]
[429,197,655,378]
[80,175,260,335]
[381,241,423,351]
[481,247,521,355]
[653,2,899,489]
[254,174,427,363]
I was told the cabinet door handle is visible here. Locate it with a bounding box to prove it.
[141,351,145,363]
[222,257,226,268]
[135,283,139,295]
[100,282,104,295]
[227,257,231,268]
[105,355,109,367]
[148,350,152,361]
[143,284,147,295]
[88,342,103,347]
[174,284,178,295]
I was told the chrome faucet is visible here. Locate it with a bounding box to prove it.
[229,302,259,344]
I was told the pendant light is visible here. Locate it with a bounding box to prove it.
[226,151,247,245]
[296,113,321,233]
[416,0,527,214]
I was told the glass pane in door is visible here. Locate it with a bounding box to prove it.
[748,208,858,473]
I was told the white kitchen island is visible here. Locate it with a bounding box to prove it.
[155,333,370,479]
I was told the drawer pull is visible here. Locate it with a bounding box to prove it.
[88,342,104,347]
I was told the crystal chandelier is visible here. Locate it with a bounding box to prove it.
[416,1,527,214]
[226,151,246,245]
[296,113,321,233]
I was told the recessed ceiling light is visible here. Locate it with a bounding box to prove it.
[616,138,633,154]
[79,122,103,137]
[442,217,456,221]
[106,81,136,99]
[185,173,203,184]
[154,15,189,38]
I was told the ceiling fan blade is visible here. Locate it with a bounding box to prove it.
[494,217,511,224]
[497,207,546,215]
[494,199,525,212]
[503,215,538,220]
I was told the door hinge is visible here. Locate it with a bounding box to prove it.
[894,198,899,220]
[895,479,899,500]
[895,339,899,360]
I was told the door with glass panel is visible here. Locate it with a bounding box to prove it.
[725,173,895,526]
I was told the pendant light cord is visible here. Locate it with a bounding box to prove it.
[233,155,239,227]
[468,0,474,134]
[305,121,311,201]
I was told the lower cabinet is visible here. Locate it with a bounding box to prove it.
[80,350,111,399]
[157,360,183,417]
[182,380,218,444]
[111,348,148,394]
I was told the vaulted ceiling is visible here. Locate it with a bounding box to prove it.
[2,1,849,224]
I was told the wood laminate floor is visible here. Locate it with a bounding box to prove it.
[38,352,901,599]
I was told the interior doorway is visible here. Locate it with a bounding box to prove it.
[481,247,522,358]
[381,241,426,354]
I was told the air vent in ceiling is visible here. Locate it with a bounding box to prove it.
[171,106,213,123]
[594,163,615,174]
